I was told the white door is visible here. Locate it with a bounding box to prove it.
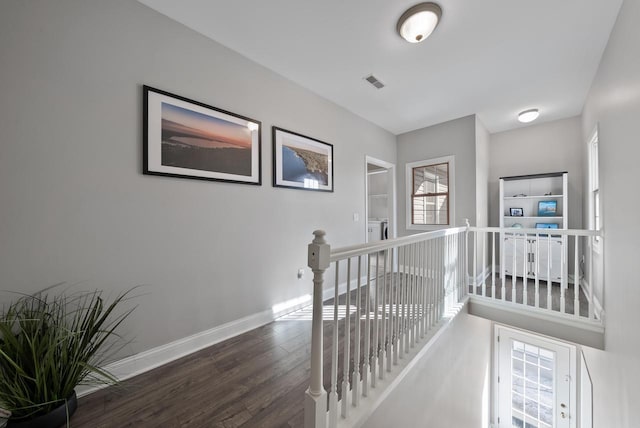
[496,326,575,428]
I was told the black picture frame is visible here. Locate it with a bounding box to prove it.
[272,126,334,192]
[510,207,524,216]
[143,85,262,185]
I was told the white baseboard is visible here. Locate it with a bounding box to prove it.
[78,306,276,397]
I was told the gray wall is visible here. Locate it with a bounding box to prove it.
[580,0,640,424]
[364,313,492,428]
[0,0,396,356]
[396,115,478,236]
[488,117,584,229]
[475,118,490,228]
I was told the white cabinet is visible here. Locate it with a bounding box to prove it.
[499,172,568,285]
[503,235,563,282]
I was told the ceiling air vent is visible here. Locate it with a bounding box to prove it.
[364,74,385,89]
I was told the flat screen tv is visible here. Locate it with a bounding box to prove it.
[538,200,557,216]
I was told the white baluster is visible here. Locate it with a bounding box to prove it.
[399,245,405,359]
[438,236,444,320]
[465,224,469,298]
[560,240,566,314]
[419,240,425,339]
[574,236,580,318]
[305,231,330,428]
[588,236,595,320]
[362,254,371,397]
[511,237,517,304]
[481,231,486,297]
[534,234,540,308]
[352,256,362,406]
[379,249,388,379]
[411,242,417,347]
[501,233,506,301]
[387,249,394,373]
[522,236,528,306]
[430,238,436,329]
[547,238,552,310]
[329,260,340,428]
[341,259,352,418]
[491,231,496,300]
[371,252,379,386]
[473,231,478,295]
[394,246,401,364]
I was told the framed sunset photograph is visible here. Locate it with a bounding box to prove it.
[143,86,261,185]
[272,127,333,192]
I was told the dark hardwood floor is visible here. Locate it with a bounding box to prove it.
[72,318,313,427]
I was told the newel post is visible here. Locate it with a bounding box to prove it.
[305,230,330,428]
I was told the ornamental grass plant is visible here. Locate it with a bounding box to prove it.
[0,286,135,423]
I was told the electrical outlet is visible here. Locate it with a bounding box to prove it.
[297,268,304,279]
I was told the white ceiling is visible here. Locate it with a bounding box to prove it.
[138,0,623,135]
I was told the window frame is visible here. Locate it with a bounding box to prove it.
[405,155,455,230]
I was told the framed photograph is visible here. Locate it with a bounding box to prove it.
[272,127,333,192]
[143,85,261,185]
[509,207,524,216]
[538,200,558,216]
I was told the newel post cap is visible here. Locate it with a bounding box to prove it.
[308,230,330,270]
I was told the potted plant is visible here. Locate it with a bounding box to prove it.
[0,286,135,427]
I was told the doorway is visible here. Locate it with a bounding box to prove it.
[495,326,576,428]
[365,156,396,243]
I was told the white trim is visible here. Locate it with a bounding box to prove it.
[365,156,397,241]
[405,155,456,231]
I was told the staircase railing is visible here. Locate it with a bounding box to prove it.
[305,227,468,428]
[467,226,604,324]
[303,225,603,427]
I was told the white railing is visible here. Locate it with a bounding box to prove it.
[467,226,603,324]
[305,227,468,428]
[304,225,604,428]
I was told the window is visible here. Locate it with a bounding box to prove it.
[406,156,455,229]
[588,129,601,249]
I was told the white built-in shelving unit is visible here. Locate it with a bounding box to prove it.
[499,172,568,284]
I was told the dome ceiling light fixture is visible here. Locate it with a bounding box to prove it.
[397,2,443,44]
[518,109,540,123]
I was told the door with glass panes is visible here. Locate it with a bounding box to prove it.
[496,326,575,428]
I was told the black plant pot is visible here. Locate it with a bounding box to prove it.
[7,391,77,428]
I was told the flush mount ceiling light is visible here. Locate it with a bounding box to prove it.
[518,109,540,123]
[397,2,442,43]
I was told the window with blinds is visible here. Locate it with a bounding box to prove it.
[412,161,450,225]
